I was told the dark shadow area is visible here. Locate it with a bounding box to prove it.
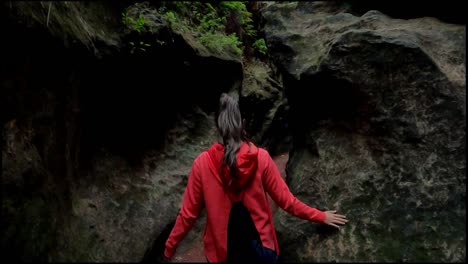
[284,69,366,148]
[259,103,293,157]
[79,29,242,165]
[0,6,92,261]
[141,221,175,263]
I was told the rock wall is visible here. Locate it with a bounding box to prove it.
[262,2,465,262]
[1,2,242,262]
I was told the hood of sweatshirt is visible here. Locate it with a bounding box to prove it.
[207,141,258,192]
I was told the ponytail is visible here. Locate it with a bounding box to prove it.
[215,93,246,179]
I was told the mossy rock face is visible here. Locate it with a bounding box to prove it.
[262,2,465,262]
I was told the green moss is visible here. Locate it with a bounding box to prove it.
[198,32,243,57]
[123,1,259,59]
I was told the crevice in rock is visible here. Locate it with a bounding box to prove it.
[141,221,175,263]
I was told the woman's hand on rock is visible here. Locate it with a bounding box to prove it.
[324,210,348,229]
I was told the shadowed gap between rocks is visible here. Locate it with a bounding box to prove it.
[274,68,369,262]
[285,69,367,153]
[141,221,175,263]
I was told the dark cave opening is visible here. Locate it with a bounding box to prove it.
[78,31,243,162]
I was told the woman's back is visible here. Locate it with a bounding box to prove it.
[166,141,326,262]
[163,93,347,263]
[202,142,276,262]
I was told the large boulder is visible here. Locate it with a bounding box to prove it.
[262,1,465,262]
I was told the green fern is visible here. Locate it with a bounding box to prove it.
[198,33,243,57]
[132,1,261,58]
[122,11,152,54]
[253,38,268,55]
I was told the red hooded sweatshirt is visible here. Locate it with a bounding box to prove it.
[164,141,326,262]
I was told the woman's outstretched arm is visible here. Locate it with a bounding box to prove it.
[262,152,347,228]
[164,158,204,259]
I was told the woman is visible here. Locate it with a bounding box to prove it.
[163,93,347,263]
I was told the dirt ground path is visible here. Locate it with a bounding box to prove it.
[171,153,289,263]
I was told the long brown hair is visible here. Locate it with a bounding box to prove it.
[215,93,247,179]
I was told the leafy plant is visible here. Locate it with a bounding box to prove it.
[122,2,260,58]
[122,12,148,33]
[164,11,177,25]
[253,38,268,55]
[122,11,152,54]
[220,1,256,38]
[129,41,151,54]
[134,14,147,33]
[156,1,257,58]
[197,7,225,33]
[198,33,243,57]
